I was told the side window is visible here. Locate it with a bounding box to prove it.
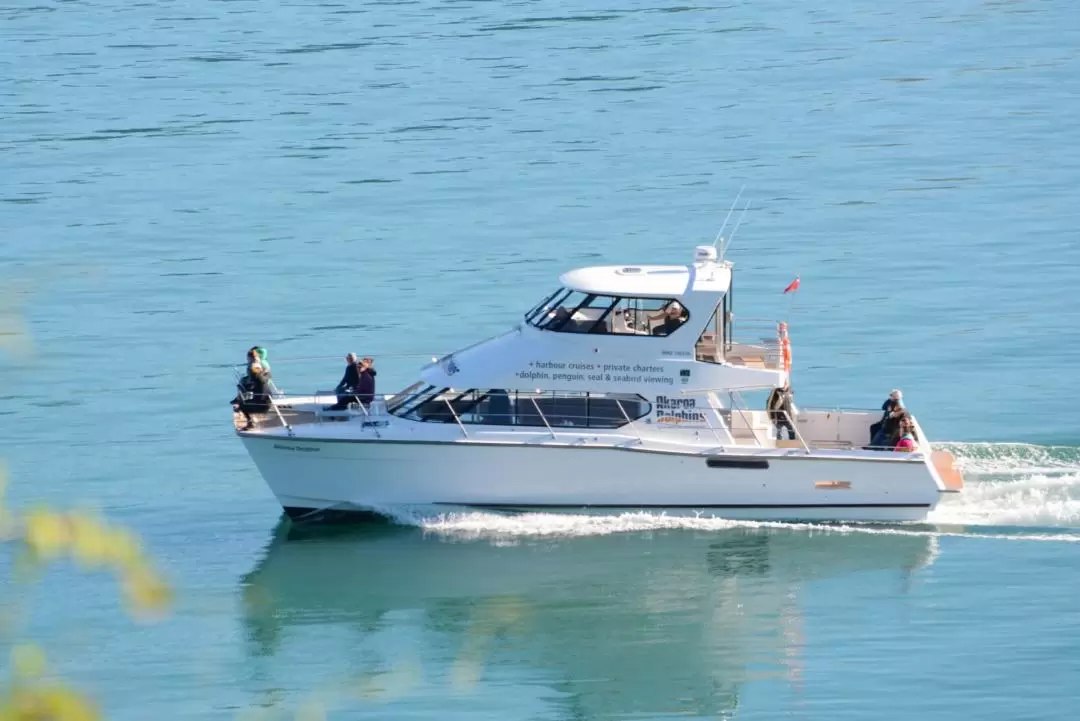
[528,290,690,336]
[610,298,687,336]
[392,389,651,428]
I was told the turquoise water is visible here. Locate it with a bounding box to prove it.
[3,0,1080,718]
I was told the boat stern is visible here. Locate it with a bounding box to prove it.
[930,449,964,492]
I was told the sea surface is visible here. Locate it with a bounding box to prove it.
[3,0,1080,718]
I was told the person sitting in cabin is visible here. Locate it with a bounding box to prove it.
[231,358,272,431]
[355,356,377,407]
[868,389,903,445]
[766,383,797,440]
[894,419,918,452]
[549,306,573,330]
[651,301,688,336]
[326,353,361,412]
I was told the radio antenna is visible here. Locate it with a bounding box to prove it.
[712,185,745,255]
[723,199,752,258]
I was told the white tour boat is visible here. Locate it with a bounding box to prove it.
[233,243,963,523]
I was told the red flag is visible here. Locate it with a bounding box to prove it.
[783,276,800,294]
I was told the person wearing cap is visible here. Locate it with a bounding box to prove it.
[868,389,904,448]
[651,301,688,336]
[232,357,272,430]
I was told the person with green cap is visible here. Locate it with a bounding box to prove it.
[249,346,270,373]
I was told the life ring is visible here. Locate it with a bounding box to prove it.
[778,322,792,373]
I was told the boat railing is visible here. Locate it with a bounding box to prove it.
[712,318,784,370]
[530,397,557,440]
[795,406,928,453]
[723,390,810,454]
[614,399,643,444]
[443,398,469,439]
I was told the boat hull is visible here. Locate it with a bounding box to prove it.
[240,435,944,523]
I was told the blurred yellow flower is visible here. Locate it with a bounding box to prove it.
[10,644,47,680]
[100,528,143,569]
[23,510,73,561]
[0,684,100,721]
[121,566,174,621]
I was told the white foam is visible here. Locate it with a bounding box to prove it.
[937,441,1080,476]
[381,508,1080,546]
[928,442,1080,528]
[374,442,1080,543]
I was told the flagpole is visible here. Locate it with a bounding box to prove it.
[783,275,800,325]
[781,275,800,385]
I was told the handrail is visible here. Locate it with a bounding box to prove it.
[443,399,469,439]
[725,392,763,448]
[530,398,557,440]
[224,352,446,370]
[799,405,886,414]
[781,410,811,454]
[615,399,642,443]
[700,405,730,446]
[268,397,294,437]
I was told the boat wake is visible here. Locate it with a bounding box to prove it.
[928,442,1080,528]
[374,442,1080,544]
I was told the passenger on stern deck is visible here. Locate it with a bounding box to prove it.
[868,389,903,446]
[869,402,907,449]
[894,419,917,452]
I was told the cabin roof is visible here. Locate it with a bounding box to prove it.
[558,263,731,298]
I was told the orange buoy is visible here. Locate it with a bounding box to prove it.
[778,322,792,373]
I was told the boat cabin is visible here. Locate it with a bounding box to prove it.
[517,245,782,373]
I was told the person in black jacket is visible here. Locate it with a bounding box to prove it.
[355,356,377,406]
[231,360,272,430]
[868,389,903,446]
[327,353,361,411]
[767,383,797,440]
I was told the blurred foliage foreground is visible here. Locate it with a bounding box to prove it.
[0,464,173,721]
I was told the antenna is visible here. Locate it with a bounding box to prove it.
[722,198,752,258]
[712,185,745,252]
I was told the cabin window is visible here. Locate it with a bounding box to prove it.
[525,288,690,336]
[390,387,651,428]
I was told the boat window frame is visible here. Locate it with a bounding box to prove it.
[524,287,568,325]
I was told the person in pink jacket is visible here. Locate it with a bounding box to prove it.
[894,420,918,452]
